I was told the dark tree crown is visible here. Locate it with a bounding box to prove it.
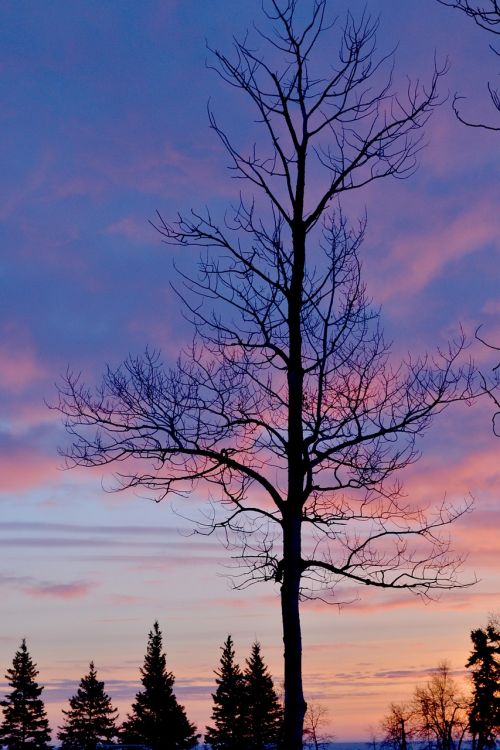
[206,637,283,750]
[205,636,247,750]
[57,661,118,750]
[0,639,52,750]
[466,619,500,749]
[121,622,199,750]
[243,642,283,750]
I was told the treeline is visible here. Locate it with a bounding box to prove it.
[0,623,282,750]
[379,618,500,750]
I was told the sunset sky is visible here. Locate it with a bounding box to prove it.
[0,0,499,742]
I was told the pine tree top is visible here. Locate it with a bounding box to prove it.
[2,639,44,700]
[467,621,500,666]
[121,622,199,750]
[0,639,52,750]
[214,636,242,681]
[62,661,118,717]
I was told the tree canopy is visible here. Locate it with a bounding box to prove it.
[57,2,480,746]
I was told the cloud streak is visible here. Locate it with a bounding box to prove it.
[0,573,94,600]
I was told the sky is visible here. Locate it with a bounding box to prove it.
[0,0,499,742]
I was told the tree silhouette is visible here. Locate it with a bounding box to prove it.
[413,663,469,750]
[435,2,500,417]
[56,2,479,746]
[205,636,246,750]
[381,664,470,750]
[381,703,415,750]
[0,639,51,750]
[121,622,198,750]
[57,662,118,750]
[466,618,500,750]
[437,0,500,128]
[243,642,282,749]
[303,702,334,750]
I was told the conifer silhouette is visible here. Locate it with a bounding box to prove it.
[243,642,282,750]
[205,636,246,750]
[57,662,118,750]
[0,639,51,750]
[467,619,500,750]
[121,622,198,750]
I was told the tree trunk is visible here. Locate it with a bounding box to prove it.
[281,513,306,750]
[401,718,407,750]
[283,167,307,748]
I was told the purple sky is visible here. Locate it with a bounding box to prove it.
[0,0,499,740]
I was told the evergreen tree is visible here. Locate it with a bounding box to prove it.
[205,636,246,750]
[121,622,198,750]
[0,639,51,750]
[57,662,118,750]
[466,619,500,750]
[243,642,283,750]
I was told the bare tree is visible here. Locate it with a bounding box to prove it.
[475,329,500,436]
[437,1,499,33]
[381,664,470,750]
[436,2,500,419]
[368,725,380,750]
[413,663,470,750]
[56,3,478,748]
[437,0,500,128]
[381,702,416,750]
[303,702,334,750]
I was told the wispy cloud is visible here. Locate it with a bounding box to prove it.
[23,581,94,600]
[0,450,58,492]
[106,216,156,245]
[0,345,47,393]
[0,572,94,600]
[0,149,53,221]
[375,197,500,303]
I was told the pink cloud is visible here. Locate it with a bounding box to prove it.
[482,299,500,316]
[0,452,58,493]
[348,590,499,614]
[0,346,46,393]
[106,216,157,244]
[421,107,499,180]
[22,580,94,600]
[299,576,499,613]
[0,573,94,600]
[8,401,57,431]
[376,197,500,303]
[209,594,278,610]
[405,444,499,502]
[50,133,227,203]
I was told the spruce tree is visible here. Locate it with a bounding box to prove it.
[0,639,51,750]
[205,636,246,750]
[121,622,198,750]
[57,662,118,750]
[243,642,283,750]
[467,619,500,750]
